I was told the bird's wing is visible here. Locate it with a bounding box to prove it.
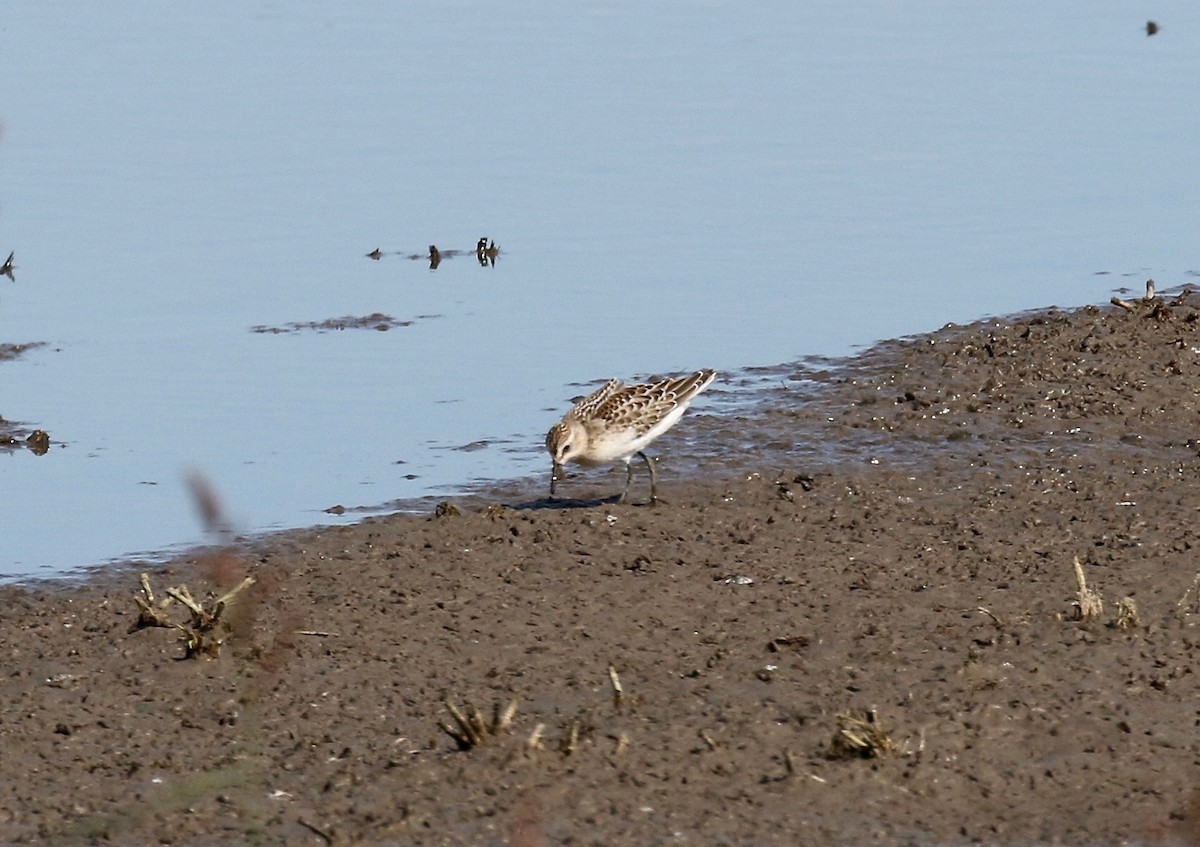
[568,378,624,420]
[594,370,716,436]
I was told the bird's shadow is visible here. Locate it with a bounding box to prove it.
[511,494,624,511]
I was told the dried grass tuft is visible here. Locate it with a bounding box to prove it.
[1070,556,1104,621]
[829,709,897,759]
[1114,597,1141,631]
[439,699,519,750]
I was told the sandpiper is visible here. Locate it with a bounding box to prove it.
[545,369,716,503]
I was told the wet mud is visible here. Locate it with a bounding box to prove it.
[4,295,1200,845]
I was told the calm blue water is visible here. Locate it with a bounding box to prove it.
[2,2,1198,579]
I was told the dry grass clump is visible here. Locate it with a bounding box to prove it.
[132,571,256,659]
[1067,556,1144,631]
[445,668,632,759]
[439,699,520,750]
[1070,556,1104,621]
[1114,597,1141,630]
[829,709,897,759]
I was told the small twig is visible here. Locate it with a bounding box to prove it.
[526,724,545,753]
[698,729,719,751]
[560,721,580,755]
[132,596,174,629]
[215,575,256,608]
[1071,556,1104,621]
[294,630,337,637]
[495,698,519,733]
[608,665,625,710]
[131,573,177,630]
[783,748,797,777]
[165,585,208,618]
[976,607,1004,628]
[297,818,333,846]
[1177,573,1200,615]
[139,572,156,604]
[441,701,482,748]
[1110,296,1137,313]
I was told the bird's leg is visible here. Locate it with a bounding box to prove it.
[618,461,634,504]
[638,451,659,504]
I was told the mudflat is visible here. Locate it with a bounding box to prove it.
[4,294,1200,846]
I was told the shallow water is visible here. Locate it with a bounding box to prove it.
[2,2,1198,579]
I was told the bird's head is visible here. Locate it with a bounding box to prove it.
[545,420,581,465]
[546,419,584,496]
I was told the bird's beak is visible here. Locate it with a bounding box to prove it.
[550,462,564,497]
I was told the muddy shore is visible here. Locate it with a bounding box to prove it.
[4,294,1200,846]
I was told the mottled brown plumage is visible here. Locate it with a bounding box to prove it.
[546,369,716,503]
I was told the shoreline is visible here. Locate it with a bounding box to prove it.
[0,293,1161,585]
[4,295,1200,844]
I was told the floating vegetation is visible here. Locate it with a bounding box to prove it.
[475,237,499,267]
[364,237,500,269]
[251,313,421,334]
[0,341,46,361]
[25,429,50,455]
[0,343,50,454]
[0,427,51,455]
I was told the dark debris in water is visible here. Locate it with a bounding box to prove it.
[251,313,421,334]
[0,342,50,453]
[366,237,500,269]
[0,341,46,361]
[0,427,51,456]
